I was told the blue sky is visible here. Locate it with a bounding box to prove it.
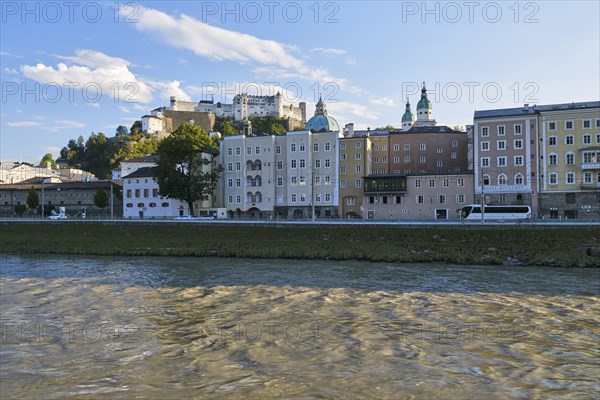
[1,1,599,163]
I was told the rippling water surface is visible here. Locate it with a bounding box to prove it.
[1,255,598,399]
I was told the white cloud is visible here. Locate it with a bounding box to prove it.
[127,6,345,86]
[1,51,23,59]
[369,97,396,107]
[177,58,188,65]
[43,146,62,154]
[345,58,357,66]
[327,101,380,121]
[310,48,347,57]
[5,121,43,127]
[87,102,101,108]
[41,120,86,132]
[119,106,131,113]
[3,67,19,74]
[20,49,190,104]
[133,104,147,111]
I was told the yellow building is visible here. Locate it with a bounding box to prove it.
[538,102,600,219]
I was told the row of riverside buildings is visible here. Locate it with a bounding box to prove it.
[119,83,599,220]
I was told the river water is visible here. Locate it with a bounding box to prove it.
[0,255,598,399]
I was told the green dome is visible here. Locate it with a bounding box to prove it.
[417,82,432,110]
[306,114,340,133]
[402,110,415,122]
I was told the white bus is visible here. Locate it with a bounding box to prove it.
[460,204,531,221]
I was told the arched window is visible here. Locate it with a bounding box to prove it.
[253,160,262,171]
[247,176,254,186]
[246,160,253,170]
[515,173,524,185]
[483,174,490,186]
[255,192,262,203]
[246,192,254,203]
[498,174,507,185]
[255,176,262,187]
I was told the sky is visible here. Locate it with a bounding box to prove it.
[1,0,599,163]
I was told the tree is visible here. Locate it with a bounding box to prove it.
[116,125,129,136]
[130,120,142,135]
[40,153,57,169]
[155,122,222,216]
[214,117,238,136]
[453,125,465,132]
[26,189,39,213]
[94,189,109,210]
[375,125,396,132]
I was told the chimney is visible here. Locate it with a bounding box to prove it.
[523,104,529,112]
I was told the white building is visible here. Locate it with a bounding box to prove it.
[220,97,341,219]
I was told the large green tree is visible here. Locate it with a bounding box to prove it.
[40,153,57,169]
[155,122,222,216]
[26,188,39,213]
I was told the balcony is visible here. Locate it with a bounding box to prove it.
[581,162,600,170]
[363,175,407,194]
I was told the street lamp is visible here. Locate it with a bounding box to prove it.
[41,180,45,218]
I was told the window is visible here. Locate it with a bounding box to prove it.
[404,144,410,151]
[436,160,443,168]
[300,159,306,168]
[565,121,574,130]
[277,177,283,187]
[420,156,426,163]
[452,140,458,147]
[498,174,507,185]
[227,163,233,172]
[126,203,133,208]
[457,178,464,187]
[583,134,592,144]
[481,141,490,151]
[340,142,346,150]
[315,176,321,185]
[355,179,362,188]
[382,145,387,151]
[451,152,457,159]
[144,189,149,197]
[514,140,523,149]
[162,202,169,207]
[373,157,379,163]
[437,148,443,154]
[227,148,233,156]
[290,143,296,152]
[340,166,346,174]
[152,189,159,197]
[497,125,505,136]
[347,197,355,206]
[442,178,449,187]
[315,160,321,168]
[276,145,281,154]
[291,194,297,203]
[456,194,465,204]
[291,176,297,185]
[236,162,241,171]
[382,157,387,163]
[325,193,331,202]
[514,124,522,135]
[415,179,421,188]
[137,202,144,208]
[394,144,400,151]
[597,119,600,128]
[395,196,402,204]
[325,176,331,185]
[481,126,489,136]
[584,172,592,184]
[340,179,346,188]
[497,140,506,150]
[404,156,410,163]
[372,144,379,151]
[382,196,388,204]
[515,174,524,185]
[583,119,591,129]
[566,172,575,184]
[549,136,557,146]
[313,143,319,151]
[394,156,400,163]
[355,153,361,160]
[277,161,283,170]
[438,195,446,204]
[236,179,241,187]
[255,146,261,155]
[246,146,252,155]
[355,165,361,173]
[497,157,507,167]
[235,147,241,155]
[135,189,140,198]
[566,153,575,165]
[420,143,426,151]
[481,157,490,167]
[315,194,321,202]
[417,195,424,204]
[325,142,331,151]
[597,133,600,144]
[126,189,131,198]
[428,179,435,188]
[565,135,574,145]
[355,142,361,148]
[299,143,305,152]
[291,160,297,168]
[227,178,233,188]
[514,156,524,166]
[300,176,306,185]
[549,173,558,184]
[549,154,557,165]
[340,154,346,161]
[325,159,331,168]
[300,194,306,202]
[548,122,556,131]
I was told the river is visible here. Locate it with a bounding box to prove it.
[1,255,598,399]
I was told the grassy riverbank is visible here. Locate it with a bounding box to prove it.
[1,222,599,267]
